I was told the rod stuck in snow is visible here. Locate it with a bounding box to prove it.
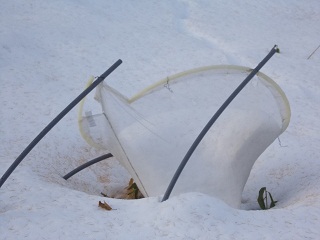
[0,59,122,189]
[161,45,280,202]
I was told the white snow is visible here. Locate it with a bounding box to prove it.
[1,0,320,239]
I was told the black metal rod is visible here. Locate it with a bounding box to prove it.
[161,46,279,202]
[63,153,113,180]
[0,59,122,188]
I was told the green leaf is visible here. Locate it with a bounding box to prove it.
[268,192,277,208]
[257,187,267,210]
[128,182,138,191]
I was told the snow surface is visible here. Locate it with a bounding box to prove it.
[1,0,320,239]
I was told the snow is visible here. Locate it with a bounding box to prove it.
[1,0,320,239]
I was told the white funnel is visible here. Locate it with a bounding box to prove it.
[80,65,290,208]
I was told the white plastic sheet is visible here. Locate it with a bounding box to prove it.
[80,65,290,208]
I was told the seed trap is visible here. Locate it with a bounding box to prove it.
[79,64,290,208]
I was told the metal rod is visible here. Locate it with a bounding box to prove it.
[0,59,122,188]
[307,44,320,60]
[63,153,113,180]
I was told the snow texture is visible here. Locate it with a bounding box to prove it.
[1,0,320,239]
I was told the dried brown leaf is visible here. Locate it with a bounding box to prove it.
[98,201,112,211]
[128,178,134,188]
